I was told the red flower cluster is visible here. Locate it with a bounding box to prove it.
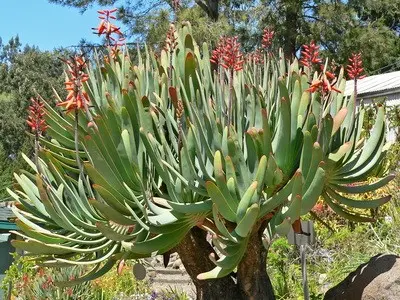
[300,41,322,67]
[246,48,263,65]
[57,55,90,113]
[27,98,48,134]
[262,27,275,49]
[306,71,341,94]
[347,52,366,80]
[41,275,54,290]
[165,24,178,53]
[220,36,244,72]
[210,37,226,66]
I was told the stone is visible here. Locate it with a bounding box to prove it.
[172,258,182,269]
[319,273,328,284]
[150,258,158,268]
[324,254,400,300]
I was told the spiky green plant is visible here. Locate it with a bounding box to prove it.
[9,22,393,299]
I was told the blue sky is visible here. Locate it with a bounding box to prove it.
[0,0,124,51]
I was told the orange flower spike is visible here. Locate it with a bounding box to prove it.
[93,8,123,44]
[27,98,48,134]
[97,20,106,35]
[57,55,90,114]
[325,70,336,80]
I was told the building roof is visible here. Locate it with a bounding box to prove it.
[0,206,13,222]
[0,205,17,230]
[345,71,400,97]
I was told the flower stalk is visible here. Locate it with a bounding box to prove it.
[165,24,178,87]
[300,41,322,81]
[57,55,95,177]
[27,97,48,169]
[347,52,366,119]
[218,36,243,132]
[93,9,123,48]
[262,27,274,51]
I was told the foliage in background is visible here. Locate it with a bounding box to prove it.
[1,254,192,299]
[92,261,151,299]
[1,254,95,299]
[48,0,400,73]
[0,93,26,161]
[0,37,66,154]
[267,171,400,300]
[0,37,68,200]
[0,142,31,201]
[136,6,231,51]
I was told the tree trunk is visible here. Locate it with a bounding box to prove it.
[282,0,303,59]
[176,227,240,300]
[237,223,275,300]
[195,0,219,21]
[176,226,275,300]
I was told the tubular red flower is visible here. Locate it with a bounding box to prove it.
[220,36,244,72]
[246,48,263,65]
[210,37,226,66]
[27,98,48,134]
[262,27,274,50]
[300,41,322,68]
[347,52,366,80]
[306,71,341,94]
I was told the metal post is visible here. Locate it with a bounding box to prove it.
[300,244,310,300]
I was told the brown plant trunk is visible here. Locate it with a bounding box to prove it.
[176,226,275,300]
[176,227,240,300]
[237,223,275,300]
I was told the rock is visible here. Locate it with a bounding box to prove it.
[150,258,158,268]
[324,254,400,300]
[172,258,182,269]
[319,273,328,284]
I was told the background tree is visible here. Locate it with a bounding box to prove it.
[0,37,67,153]
[49,0,400,73]
[0,37,67,200]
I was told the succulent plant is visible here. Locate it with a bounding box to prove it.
[9,22,392,299]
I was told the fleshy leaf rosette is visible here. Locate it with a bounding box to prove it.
[10,22,392,285]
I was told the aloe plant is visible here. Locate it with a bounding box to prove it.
[9,21,393,300]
